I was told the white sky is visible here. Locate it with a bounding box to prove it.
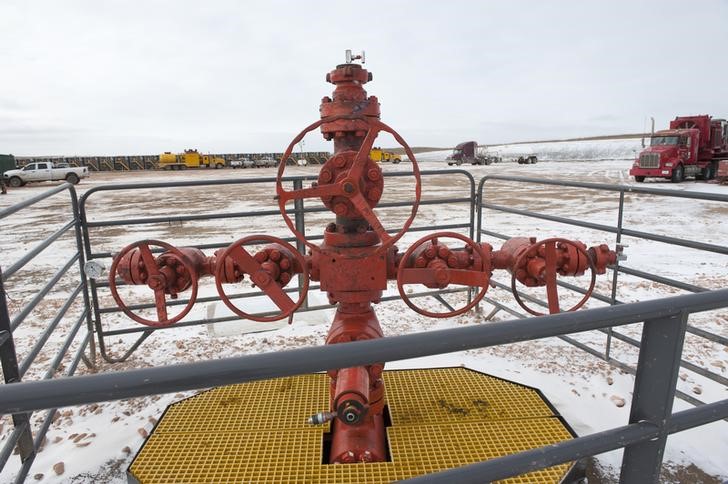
[2,0,727,156]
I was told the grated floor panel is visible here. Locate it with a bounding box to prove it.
[130,368,575,483]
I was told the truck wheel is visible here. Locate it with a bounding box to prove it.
[65,173,80,185]
[216,163,223,169]
[634,176,645,183]
[9,176,23,188]
[671,165,684,183]
[701,164,715,180]
[671,165,685,182]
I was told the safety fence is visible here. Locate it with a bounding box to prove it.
[476,175,728,410]
[0,172,726,482]
[78,170,474,362]
[0,183,94,482]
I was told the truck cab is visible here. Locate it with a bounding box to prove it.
[447,141,476,165]
[629,114,728,183]
[630,129,699,182]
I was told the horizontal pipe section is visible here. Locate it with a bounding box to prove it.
[0,288,726,414]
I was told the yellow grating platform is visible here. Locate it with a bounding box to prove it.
[130,368,576,483]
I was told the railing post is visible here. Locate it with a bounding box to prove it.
[0,267,35,463]
[606,190,625,360]
[292,178,308,309]
[619,311,688,483]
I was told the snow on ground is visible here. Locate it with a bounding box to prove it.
[1,141,727,483]
[414,136,645,162]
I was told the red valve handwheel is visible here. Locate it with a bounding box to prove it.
[396,232,491,318]
[109,240,199,328]
[510,238,597,316]
[214,235,309,323]
[276,114,421,255]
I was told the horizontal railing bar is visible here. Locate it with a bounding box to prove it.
[483,202,728,255]
[479,175,728,202]
[1,288,726,414]
[10,254,79,332]
[1,220,77,282]
[617,265,708,293]
[0,183,73,220]
[404,421,661,483]
[87,222,472,261]
[97,288,468,337]
[13,332,91,484]
[84,197,471,228]
[601,328,728,387]
[19,283,84,377]
[404,398,728,483]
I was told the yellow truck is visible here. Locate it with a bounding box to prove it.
[369,147,402,164]
[158,149,226,170]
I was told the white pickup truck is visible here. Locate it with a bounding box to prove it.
[3,162,89,187]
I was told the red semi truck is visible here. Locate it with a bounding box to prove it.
[629,115,728,183]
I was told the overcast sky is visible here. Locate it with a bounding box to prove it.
[2,0,728,156]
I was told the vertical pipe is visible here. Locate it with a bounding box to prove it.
[606,190,625,360]
[0,267,35,462]
[70,187,96,364]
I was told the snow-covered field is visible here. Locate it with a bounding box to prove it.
[1,140,727,483]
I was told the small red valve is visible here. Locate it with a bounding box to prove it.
[509,238,597,316]
[109,240,199,327]
[396,232,492,318]
[214,235,309,322]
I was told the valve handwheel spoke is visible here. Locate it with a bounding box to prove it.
[510,238,597,316]
[278,182,342,203]
[214,235,308,323]
[397,232,491,318]
[347,126,381,182]
[276,114,421,254]
[109,239,198,328]
[349,192,391,243]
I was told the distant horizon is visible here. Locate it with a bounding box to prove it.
[10,130,652,159]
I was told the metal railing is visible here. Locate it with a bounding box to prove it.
[0,172,726,482]
[0,183,95,483]
[78,170,475,362]
[0,289,726,483]
[476,175,728,409]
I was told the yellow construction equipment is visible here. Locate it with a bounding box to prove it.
[158,149,226,170]
[370,147,402,164]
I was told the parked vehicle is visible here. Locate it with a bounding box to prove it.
[446,141,500,165]
[230,158,254,169]
[158,149,226,170]
[516,155,538,164]
[370,147,401,164]
[0,154,15,194]
[3,162,89,187]
[254,158,278,168]
[629,115,728,183]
